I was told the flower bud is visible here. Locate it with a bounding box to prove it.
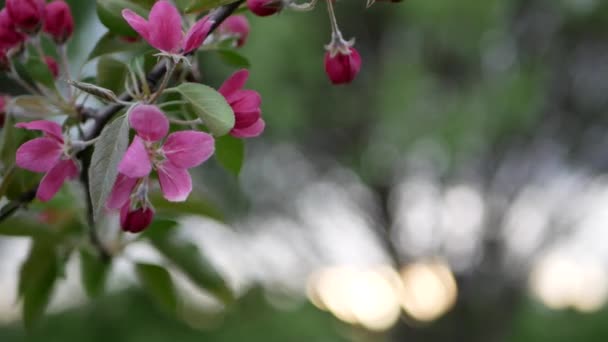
[218,15,250,47]
[324,47,362,85]
[6,0,46,33]
[0,9,26,51]
[44,56,59,78]
[43,0,74,44]
[247,0,283,17]
[120,201,154,233]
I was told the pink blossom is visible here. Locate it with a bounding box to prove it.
[15,120,78,202]
[107,105,215,210]
[6,0,46,33]
[120,199,154,233]
[0,9,25,51]
[324,47,362,85]
[43,0,74,44]
[122,0,214,55]
[247,0,283,17]
[218,15,250,47]
[219,69,265,138]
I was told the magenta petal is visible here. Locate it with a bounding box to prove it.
[219,69,249,97]
[118,136,152,178]
[16,137,63,173]
[229,90,262,112]
[122,9,149,41]
[231,118,265,138]
[183,15,214,54]
[147,0,183,53]
[15,120,63,142]
[234,109,261,129]
[162,131,214,169]
[36,158,78,202]
[157,161,192,202]
[128,104,169,142]
[106,173,138,209]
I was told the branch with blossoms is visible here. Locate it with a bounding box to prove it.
[0,0,401,327]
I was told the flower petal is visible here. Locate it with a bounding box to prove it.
[147,0,183,53]
[128,104,169,142]
[16,137,62,172]
[121,9,149,41]
[118,136,152,178]
[15,120,63,142]
[157,161,192,202]
[162,131,214,169]
[234,109,261,129]
[218,69,249,97]
[183,15,214,54]
[106,173,138,209]
[36,158,78,202]
[231,118,265,138]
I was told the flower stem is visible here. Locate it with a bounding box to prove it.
[326,0,343,39]
[148,59,176,104]
[58,44,74,99]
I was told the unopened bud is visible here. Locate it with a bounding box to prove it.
[43,0,74,44]
[120,201,154,233]
[324,46,362,85]
[6,0,46,33]
[218,15,250,47]
[247,0,283,17]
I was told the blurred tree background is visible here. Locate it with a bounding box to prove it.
[3,0,608,341]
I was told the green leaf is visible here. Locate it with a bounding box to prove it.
[0,217,56,238]
[215,135,244,176]
[136,263,177,313]
[88,32,145,61]
[97,56,128,93]
[97,0,149,37]
[80,250,110,298]
[184,0,236,13]
[19,241,59,330]
[88,115,130,222]
[149,193,224,221]
[147,220,233,304]
[24,57,56,89]
[216,49,251,68]
[175,83,235,136]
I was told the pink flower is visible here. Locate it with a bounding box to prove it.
[43,0,74,44]
[218,15,250,47]
[120,199,154,233]
[107,105,215,211]
[218,69,265,138]
[246,0,283,17]
[0,9,26,51]
[44,56,59,78]
[6,0,46,33]
[15,120,79,202]
[122,0,214,55]
[324,47,362,85]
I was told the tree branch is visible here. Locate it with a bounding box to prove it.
[0,0,246,259]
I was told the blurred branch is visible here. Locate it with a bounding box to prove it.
[0,0,246,260]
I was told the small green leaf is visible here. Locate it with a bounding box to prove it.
[185,0,236,13]
[136,263,177,313]
[147,220,233,304]
[97,0,149,37]
[88,115,130,222]
[175,82,235,136]
[80,250,110,298]
[149,193,224,221]
[0,217,55,238]
[215,135,244,176]
[97,56,128,93]
[216,49,251,68]
[19,241,59,330]
[24,57,56,89]
[88,32,145,61]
